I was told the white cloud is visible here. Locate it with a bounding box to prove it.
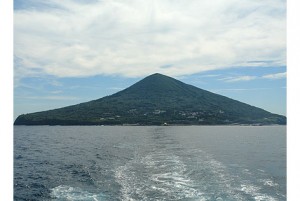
[262,72,286,79]
[219,71,286,82]
[212,88,271,92]
[17,95,79,100]
[200,74,221,78]
[50,90,63,94]
[108,87,125,91]
[219,75,257,82]
[14,0,286,79]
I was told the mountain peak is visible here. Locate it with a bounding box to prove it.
[149,72,164,76]
[115,72,185,97]
[147,73,170,78]
[142,73,173,82]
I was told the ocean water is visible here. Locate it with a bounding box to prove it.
[14,126,286,201]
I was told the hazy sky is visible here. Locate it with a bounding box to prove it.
[14,0,286,119]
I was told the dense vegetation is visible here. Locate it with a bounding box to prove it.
[14,73,286,125]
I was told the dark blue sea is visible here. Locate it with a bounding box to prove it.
[14,126,286,201]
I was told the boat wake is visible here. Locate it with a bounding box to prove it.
[115,150,204,201]
[114,146,282,201]
[50,185,107,201]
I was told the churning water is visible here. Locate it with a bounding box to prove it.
[14,126,286,201]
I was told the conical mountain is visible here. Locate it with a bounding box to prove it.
[14,73,286,125]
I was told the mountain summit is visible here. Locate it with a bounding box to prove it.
[14,73,286,125]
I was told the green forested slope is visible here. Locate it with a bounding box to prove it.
[14,73,286,125]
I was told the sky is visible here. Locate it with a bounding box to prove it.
[13,0,287,120]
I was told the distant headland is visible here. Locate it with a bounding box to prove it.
[14,73,286,126]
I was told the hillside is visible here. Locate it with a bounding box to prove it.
[14,73,286,125]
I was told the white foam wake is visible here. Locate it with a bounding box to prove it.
[115,147,282,201]
[115,152,205,201]
[50,185,106,201]
[240,183,278,201]
[180,148,281,201]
